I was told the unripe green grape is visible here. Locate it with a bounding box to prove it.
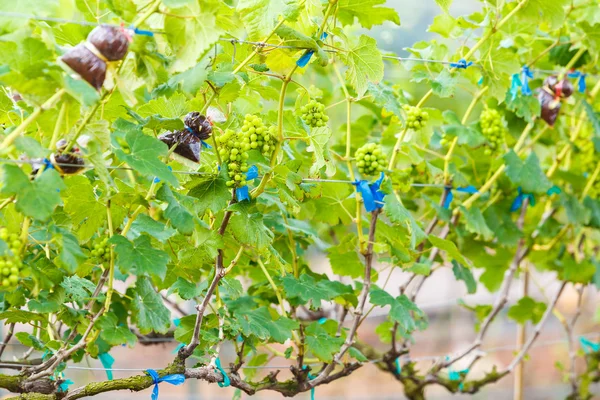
[479,107,507,155]
[403,104,429,131]
[354,143,388,176]
[0,228,23,290]
[300,99,329,128]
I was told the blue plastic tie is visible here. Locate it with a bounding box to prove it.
[173,318,181,327]
[353,173,385,212]
[214,358,231,387]
[510,73,522,100]
[131,26,154,37]
[302,366,316,400]
[145,369,185,400]
[580,337,600,354]
[477,76,484,86]
[450,59,473,69]
[172,343,185,355]
[98,352,114,380]
[510,186,535,212]
[296,32,328,68]
[42,158,54,170]
[443,185,478,209]
[568,71,587,93]
[318,317,327,324]
[547,185,561,196]
[235,165,259,202]
[153,166,172,184]
[521,65,533,96]
[395,358,402,375]
[58,378,74,393]
[446,357,468,392]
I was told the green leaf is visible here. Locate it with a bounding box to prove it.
[14,137,48,158]
[60,276,96,302]
[178,227,223,266]
[0,310,44,324]
[339,35,384,97]
[503,151,551,194]
[461,206,494,240]
[130,277,171,334]
[428,235,472,267]
[0,166,66,221]
[431,70,457,98]
[434,0,452,13]
[584,100,600,137]
[521,0,570,30]
[229,209,274,250]
[558,257,596,284]
[484,206,522,247]
[383,189,426,249]
[367,82,404,120]
[327,242,364,278]
[109,235,170,280]
[28,288,65,313]
[282,274,350,308]
[458,300,492,331]
[348,346,368,362]
[156,185,197,235]
[237,307,299,343]
[369,288,424,333]
[114,127,178,187]
[187,173,231,214]
[507,297,547,324]
[52,227,87,273]
[337,0,400,28]
[451,260,476,294]
[237,0,300,40]
[305,322,344,362]
[62,176,106,242]
[168,277,205,300]
[97,313,137,346]
[127,214,176,243]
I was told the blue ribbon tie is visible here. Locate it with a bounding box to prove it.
[580,337,600,354]
[353,172,385,212]
[395,358,402,375]
[318,317,327,324]
[510,73,522,100]
[42,158,55,170]
[547,185,561,196]
[450,59,473,69]
[443,185,478,209]
[214,358,231,387]
[98,352,114,380]
[302,366,316,400]
[132,27,154,37]
[296,33,328,68]
[146,369,185,400]
[58,378,74,393]
[235,165,259,201]
[510,186,535,212]
[446,358,469,392]
[521,66,533,96]
[568,71,586,93]
[172,343,185,355]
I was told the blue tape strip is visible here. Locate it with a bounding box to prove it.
[510,186,535,212]
[442,185,478,209]
[215,358,231,387]
[568,71,586,93]
[450,59,473,69]
[42,158,54,170]
[98,352,114,380]
[395,358,402,375]
[296,32,328,68]
[58,378,74,393]
[521,65,533,96]
[146,369,185,400]
[133,27,154,37]
[510,73,522,100]
[235,165,259,202]
[547,185,561,196]
[303,366,316,400]
[353,173,385,212]
[318,317,327,324]
[580,336,600,354]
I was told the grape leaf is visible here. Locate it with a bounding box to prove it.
[434,0,452,13]
[0,310,44,324]
[337,0,400,28]
[236,307,299,343]
[130,277,171,334]
[461,206,494,240]
[229,208,274,250]
[109,234,170,280]
[236,0,300,40]
[428,235,472,267]
[113,127,178,187]
[451,260,476,294]
[369,288,424,333]
[156,185,197,235]
[0,166,66,221]
[507,297,546,324]
[127,214,177,243]
[305,322,344,362]
[60,276,96,302]
[97,313,137,346]
[338,34,384,97]
[62,175,106,242]
[187,173,232,215]
[503,151,552,194]
[327,243,364,278]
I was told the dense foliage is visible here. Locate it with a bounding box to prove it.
[0,0,598,399]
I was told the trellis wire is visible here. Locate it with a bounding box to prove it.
[0,331,596,372]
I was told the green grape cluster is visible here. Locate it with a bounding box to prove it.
[300,100,329,128]
[479,108,506,156]
[355,143,387,176]
[403,104,429,130]
[241,114,276,155]
[90,237,110,262]
[0,228,23,288]
[217,129,250,188]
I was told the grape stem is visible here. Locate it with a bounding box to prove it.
[257,257,286,316]
[103,199,115,314]
[0,89,66,151]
